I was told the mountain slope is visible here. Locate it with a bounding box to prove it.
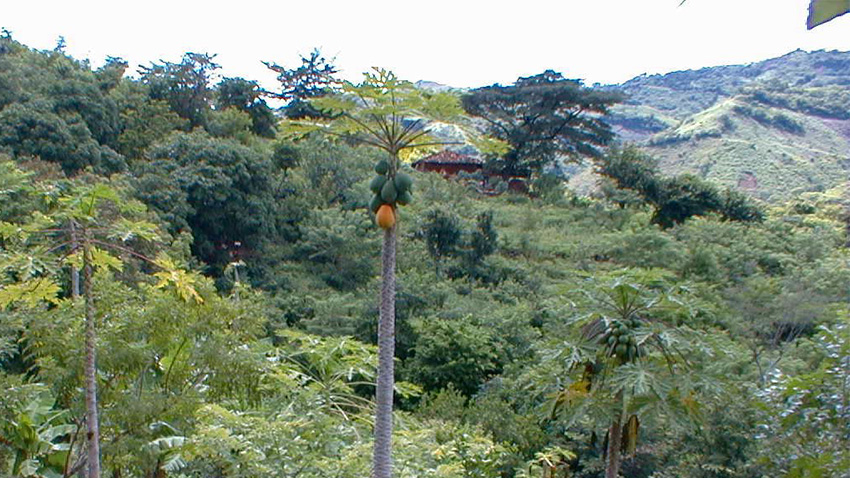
[608,49,850,201]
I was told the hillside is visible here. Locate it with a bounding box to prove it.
[606,49,850,200]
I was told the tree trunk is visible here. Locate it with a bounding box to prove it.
[82,241,101,478]
[605,415,622,478]
[70,221,80,299]
[372,225,396,478]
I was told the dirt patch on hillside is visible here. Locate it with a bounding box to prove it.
[823,118,850,141]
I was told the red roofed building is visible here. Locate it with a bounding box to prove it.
[412,150,484,176]
[412,149,529,194]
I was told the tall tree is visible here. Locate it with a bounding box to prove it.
[138,53,219,128]
[283,68,501,478]
[134,130,278,275]
[216,77,277,138]
[462,70,622,178]
[264,49,339,119]
[0,171,198,478]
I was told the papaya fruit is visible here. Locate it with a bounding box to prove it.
[397,190,413,206]
[375,160,389,175]
[394,173,413,193]
[370,176,387,194]
[607,335,617,346]
[615,344,628,356]
[380,180,398,203]
[369,194,384,213]
[618,335,630,344]
[376,204,395,229]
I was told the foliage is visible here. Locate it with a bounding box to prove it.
[756,319,850,477]
[136,130,277,274]
[420,209,463,276]
[808,0,850,28]
[264,49,339,119]
[0,385,73,478]
[597,146,764,228]
[138,52,220,128]
[216,77,277,138]
[462,70,622,178]
[1,36,848,478]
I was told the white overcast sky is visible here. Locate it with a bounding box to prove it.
[3,0,849,90]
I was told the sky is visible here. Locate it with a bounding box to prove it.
[3,0,850,91]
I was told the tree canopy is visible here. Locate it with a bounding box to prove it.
[462,70,622,178]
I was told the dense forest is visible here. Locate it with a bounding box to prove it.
[1,33,849,478]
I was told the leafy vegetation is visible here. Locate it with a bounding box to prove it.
[1,35,848,478]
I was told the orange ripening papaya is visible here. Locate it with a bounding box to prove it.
[376,204,396,230]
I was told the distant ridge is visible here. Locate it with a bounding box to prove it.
[417,51,850,201]
[591,50,850,201]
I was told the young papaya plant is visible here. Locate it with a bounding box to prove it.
[545,269,713,478]
[0,169,202,478]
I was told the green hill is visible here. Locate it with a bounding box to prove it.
[607,50,850,201]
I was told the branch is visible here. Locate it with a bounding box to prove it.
[322,130,388,151]
[89,239,160,266]
[340,113,390,148]
[401,140,464,150]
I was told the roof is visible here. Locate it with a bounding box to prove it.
[413,150,484,166]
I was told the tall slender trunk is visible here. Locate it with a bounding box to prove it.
[70,221,80,299]
[82,239,101,478]
[605,415,622,478]
[605,390,627,478]
[372,225,396,478]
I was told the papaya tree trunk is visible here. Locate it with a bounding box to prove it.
[605,415,622,478]
[70,220,80,299]
[82,240,101,478]
[372,224,396,478]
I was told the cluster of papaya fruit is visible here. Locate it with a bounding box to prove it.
[369,159,413,230]
[601,319,641,362]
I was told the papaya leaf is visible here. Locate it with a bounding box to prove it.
[88,247,123,272]
[808,0,850,29]
[153,256,204,304]
[0,278,61,308]
[107,218,161,242]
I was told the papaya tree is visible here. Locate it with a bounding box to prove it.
[545,269,715,478]
[281,68,502,478]
[0,168,200,478]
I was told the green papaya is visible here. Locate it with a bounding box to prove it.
[369,194,383,213]
[380,180,398,203]
[375,160,389,175]
[618,335,630,344]
[370,175,387,194]
[607,335,617,346]
[394,173,413,193]
[616,344,628,356]
[397,190,413,206]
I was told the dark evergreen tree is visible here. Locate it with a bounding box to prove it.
[263,49,338,119]
[216,77,277,138]
[597,146,763,228]
[420,210,463,277]
[462,70,622,178]
[138,52,219,128]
